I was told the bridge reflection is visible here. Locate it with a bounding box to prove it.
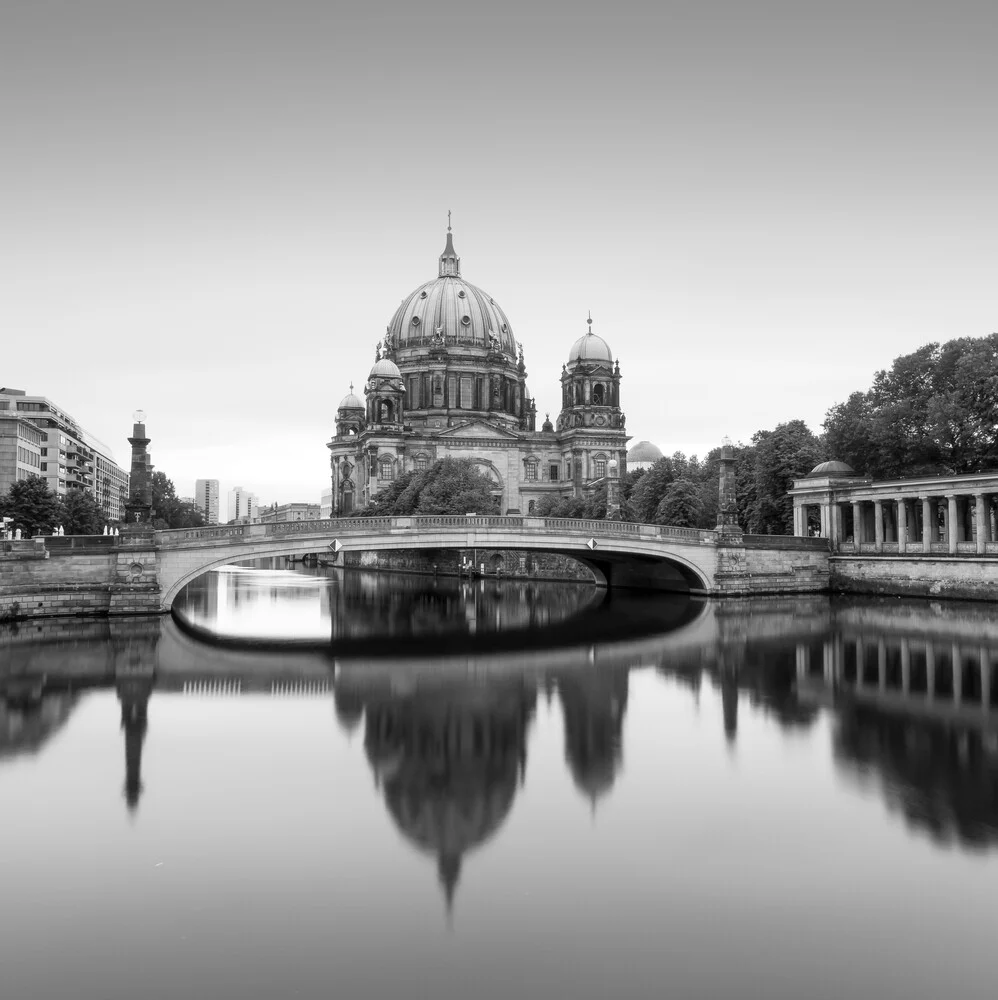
[3,595,998,911]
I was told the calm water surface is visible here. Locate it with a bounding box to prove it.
[2,567,998,1000]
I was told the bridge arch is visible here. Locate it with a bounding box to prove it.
[156,516,719,611]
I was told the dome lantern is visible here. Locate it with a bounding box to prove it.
[439,213,460,278]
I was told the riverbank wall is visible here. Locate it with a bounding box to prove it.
[830,555,998,601]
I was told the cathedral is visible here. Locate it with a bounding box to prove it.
[327,225,629,514]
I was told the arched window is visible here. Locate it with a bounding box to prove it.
[415,454,429,472]
[524,459,538,482]
[378,456,395,481]
[592,383,605,405]
[594,458,607,478]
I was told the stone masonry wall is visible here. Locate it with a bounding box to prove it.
[712,543,830,596]
[1,547,161,621]
[831,556,998,601]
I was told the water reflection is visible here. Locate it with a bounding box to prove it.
[175,563,603,643]
[4,591,998,998]
[3,592,998,860]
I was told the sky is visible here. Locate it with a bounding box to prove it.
[2,0,996,505]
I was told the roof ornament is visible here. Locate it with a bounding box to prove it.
[587,311,593,335]
[439,214,460,277]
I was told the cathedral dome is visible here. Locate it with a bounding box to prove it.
[338,386,363,410]
[627,441,664,464]
[568,317,612,364]
[370,357,402,379]
[385,229,518,361]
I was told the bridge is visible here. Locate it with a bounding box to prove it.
[1,514,829,619]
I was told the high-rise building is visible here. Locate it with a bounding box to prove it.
[195,479,220,524]
[227,486,259,523]
[0,387,130,520]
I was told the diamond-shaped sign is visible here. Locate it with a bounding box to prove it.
[587,538,598,550]
[328,539,342,552]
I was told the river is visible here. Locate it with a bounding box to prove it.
[2,565,997,1000]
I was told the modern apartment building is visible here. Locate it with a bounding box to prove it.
[195,478,220,524]
[226,486,259,523]
[0,387,129,519]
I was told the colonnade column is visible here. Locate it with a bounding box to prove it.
[947,495,958,553]
[874,500,885,552]
[897,498,908,554]
[793,503,805,537]
[852,502,863,545]
[976,494,990,554]
[922,497,934,552]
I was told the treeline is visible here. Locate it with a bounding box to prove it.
[0,471,204,536]
[599,333,998,533]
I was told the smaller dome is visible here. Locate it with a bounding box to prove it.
[568,331,613,364]
[338,385,363,410]
[627,441,664,464]
[370,358,402,378]
[807,460,857,478]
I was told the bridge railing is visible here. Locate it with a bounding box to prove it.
[154,514,718,547]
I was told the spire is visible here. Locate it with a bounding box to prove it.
[439,212,461,277]
[586,311,593,336]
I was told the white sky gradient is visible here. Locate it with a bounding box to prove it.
[2,1,996,504]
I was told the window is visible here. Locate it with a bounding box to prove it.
[524,460,537,481]
[592,383,605,405]
[460,377,473,408]
[378,456,395,481]
[549,464,559,481]
[415,454,429,472]
[594,459,607,478]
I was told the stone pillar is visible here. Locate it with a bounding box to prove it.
[605,459,622,520]
[922,497,934,551]
[852,502,863,545]
[975,493,989,553]
[125,411,153,524]
[900,639,911,695]
[896,498,908,554]
[946,495,958,553]
[831,504,844,548]
[874,500,885,551]
[819,502,830,538]
[716,438,741,535]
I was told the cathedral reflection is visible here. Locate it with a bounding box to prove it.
[555,666,629,805]
[343,674,536,911]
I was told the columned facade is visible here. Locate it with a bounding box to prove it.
[789,464,998,556]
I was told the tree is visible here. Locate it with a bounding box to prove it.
[149,471,206,529]
[748,421,825,534]
[654,478,703,527]
[824,334,998,477]
[0,474,62,536]
[358,459,501,517]
[60,488,106,535]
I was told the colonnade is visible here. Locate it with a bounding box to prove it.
[795,491,998,554]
